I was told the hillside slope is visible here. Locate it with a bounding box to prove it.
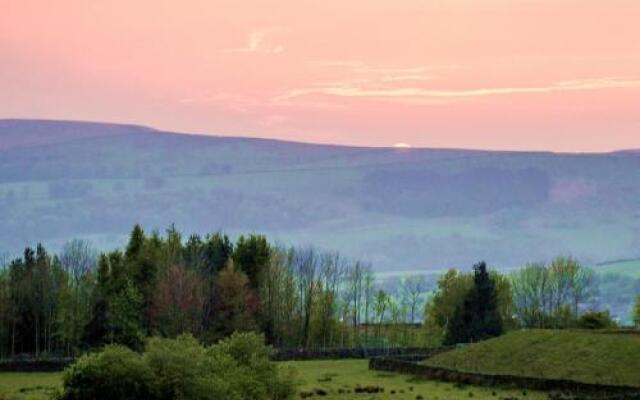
[1,119,640,270]
[424,330,640,387]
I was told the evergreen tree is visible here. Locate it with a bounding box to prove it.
[445,261,502,344]
[125,226,160,332]
[233,235,270,289]
[109,280,144,349]
[125,224,145,260]
[198,233,233,332]
[83,254,111,347]
[183,234,204,271]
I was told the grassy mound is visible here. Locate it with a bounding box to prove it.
[424,329,640,387]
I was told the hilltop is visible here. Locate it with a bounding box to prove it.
[1,119,640,270]
[424,330,640,387]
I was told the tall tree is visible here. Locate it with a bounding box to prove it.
[233,235,270,289]
[125,226,160,332]
[200,233,233,332]
[209,262,257,341]
[57,240,96,355]
[151,264,203,337]
[401,274,426,323]
[445,262,502,345]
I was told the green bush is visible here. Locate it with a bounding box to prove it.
[578,311,617,330]
[205,332,297,400]
[144,335,207,400]
[57,332,297,400]
[58,345,156,400]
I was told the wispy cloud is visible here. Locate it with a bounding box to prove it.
[224,29,286,54]
[274,77,640,105]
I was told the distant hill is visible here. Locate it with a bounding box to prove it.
[594,259,640,278]
[425,330,640,387]
[1,119,640,271]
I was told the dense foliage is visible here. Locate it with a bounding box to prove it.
[424,267,512,344]
[0,225,433,358]
[510,258,597,329]
[444,262,503,344]
[0,224,634,358]
[57,332,297,400]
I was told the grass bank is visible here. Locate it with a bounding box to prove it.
[424,330,640,387]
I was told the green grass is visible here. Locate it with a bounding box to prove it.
[0,360,546,400]
[287,359,546,399]
[425,330,640,387]
[594,259,640,278]
[0,372,61,400]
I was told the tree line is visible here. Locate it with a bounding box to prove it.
[1,224,637,358]
[0,225,431,358]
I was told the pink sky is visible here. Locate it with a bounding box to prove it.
[1,0,640,151]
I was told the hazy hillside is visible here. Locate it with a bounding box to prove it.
[1,119,640,270]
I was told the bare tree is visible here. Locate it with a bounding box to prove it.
[363,265,375,341]
[374,289,389,337]
[401,274,427,323]
[294,247,319,347]
[59,239,97,285]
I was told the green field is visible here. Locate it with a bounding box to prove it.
[425,330,640,387]
[0,372,61,400]
[0,360,545,400]
[289,359,545,400]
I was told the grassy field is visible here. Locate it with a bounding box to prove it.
[425,330,640,387]
[0,372,61,400]
[289,359,545,399]
[0,360,546,400]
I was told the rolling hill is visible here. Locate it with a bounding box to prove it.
[1,119,640,271]
[424,330,640,387]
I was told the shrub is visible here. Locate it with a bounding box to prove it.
[58,332,297,400]
[58,345,156,400]
[144,335,207,400]
[577,311,617,330]
[205,332,296,399]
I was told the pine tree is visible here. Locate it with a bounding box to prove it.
[125,224,145,259]
[233,235,270,289]
[445,261,503,344]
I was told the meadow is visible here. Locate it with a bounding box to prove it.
[0,372,60,400]
[0,360,547,400]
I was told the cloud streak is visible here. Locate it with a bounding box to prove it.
[275,77,640,104]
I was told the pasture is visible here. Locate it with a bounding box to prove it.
[0,360,547,400]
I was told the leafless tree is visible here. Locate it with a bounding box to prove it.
[401,274,427,323]
[59,239,97,285]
